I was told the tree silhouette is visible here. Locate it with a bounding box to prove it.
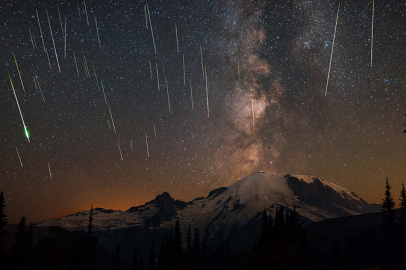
[399,182,406,226]
[16,217,26,244]
[186,224,192,258]
[192,227,201,265]
[114,243,123,270]
[259,210,268,247]
[157,238,166,269]
[147,242,155,270]
[139,253,145,270]
[27,222,33,253]
[382,177,395,228]
[0,191,7,250]
[173,218,183,265]
[274,205,285,229]
[130,246,138,270]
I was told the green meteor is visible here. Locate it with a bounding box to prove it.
[5,61,30,142]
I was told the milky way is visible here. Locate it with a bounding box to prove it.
[0,0,404,223]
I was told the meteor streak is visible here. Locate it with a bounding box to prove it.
[107,119,111,130]
[29,27,35,49]
[101,80,107,104]
[131,140,133,150]
[145,133,149,158]
[12,52,26,93]
[16,147,23,167]
[153,124,157,139]
[77,3,81,20]
[36,9,46,52]
[109,106,116,134]
[325,2,340,96]
[146,4,157,54]
[57,4,64,36]
[149,60,153,79]
[64,17,67,59]
[92,65,100,91]
[371,0,374,67]
[5,62,30,142]
[144,5,148,29]
[34,72,45,102]
[84,55,90,78]
[33,76,38,91]
[190,79,193,110]
[45,48,52,71]
[48,162,52,179]
[84,0,89,26]
[73,52,79,77]
[118,142,123,161]
[166,77,171,112]
[183,53,185,85]
[95,15,101,48]
[46,10,61,73]
[205,65,209,118]
[200,46,204,78]
[175,23,179,52]
[156,62,160,91]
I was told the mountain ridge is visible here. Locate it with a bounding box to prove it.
[36,172,380,230]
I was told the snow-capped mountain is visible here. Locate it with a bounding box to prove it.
[36,173,380,256]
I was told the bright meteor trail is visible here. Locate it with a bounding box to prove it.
[371,0,374,67]
[5,62,30,142]
[36,9,46,52]
[46,10,61,73]
[325,2,340,96]
[48,162,52,179]
[118,142,123,161]
[12,52,26,93]
[146,4,157,54]
[16,147,23,167]
[145,133,149,158]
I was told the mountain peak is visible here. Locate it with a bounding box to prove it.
[155,192,172,200]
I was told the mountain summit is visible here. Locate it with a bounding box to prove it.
[36,172,380,258]
[37,172,378,230]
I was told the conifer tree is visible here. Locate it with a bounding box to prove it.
[130,246,138,270]
[110,251,115,270]
[382,177,396,228]
[214,237,223,268]
[289,203,299,228]
[16,217,26,244]
[139,254,145,270]
[173,218,183,263]
[0,192,6,228]
[0,191,7,249]
[259,210,268,247]
[399,182,406,226]
[115,243,122,270]
[186,224,192,257]
[202,236,208,270]
[267,209,273,238]
[87,204,93,237]
[225,237,231,262]
[274,205,285,229]
[157,238,166,269]
[147,242,155,270]
[192,227,201,264]
[27,222,33,253]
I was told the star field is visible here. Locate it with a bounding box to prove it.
[0,0,405,224]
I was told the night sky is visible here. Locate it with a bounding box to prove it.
[0,0,404,224]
